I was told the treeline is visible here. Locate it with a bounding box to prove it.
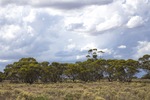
[0,54,150,84]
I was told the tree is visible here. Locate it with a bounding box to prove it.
[4,64,20,82]
[114,59,126,82]
[105,59,139,82]
[139,54,150,70]
[105,59,116,82]
[86,49,104,60]
[39,61,50,83]
[0,71,5,82]
[4,57,41,84]
[17,58,41,84]
[125,59,139,82]
[77,60,93,82]
[51,62,65,82]
[64,63,79,82]
[90,59,106,81]
[40,65,55,83]
[1,54,146,83]
[141,73,150,79]
[139,54,150,79]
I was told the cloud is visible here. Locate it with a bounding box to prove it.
[0,5,63,60]
[0,59,9,63]
[99,48,113,55]
[0,25,21,41]
[113,55,122,59]
[23,10,36,23]
[118,45,127,49]
[96,13,123,32]
[0,0,113,9]
[63,0,150,35]
[126,16,144,28]
[55,49,86,62]
[134,41,150,59]
[66,44,76,50]
[0,0,150,71]
[80,43,97,51]
[76,55,86,60]
[67,23,85,32]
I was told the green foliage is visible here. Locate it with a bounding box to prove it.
[0,72,5,82]
[2,54,150,83]
[64,64,79,81]
[4,58,40,84]
[139,54,150,71]
[141,73,150,79]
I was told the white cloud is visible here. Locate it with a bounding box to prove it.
[64,5,122,34]
[134,41,150,58]
[80,43,97,51]
[23,10,36,23]
[118,45,127,49]
[68,39,73,42]
[0,4,22,17]
[126,16,144,28]
[66,44,76,50]
[0,0,150,71]
[0,25,21,41]
[99,48,113,55]
[96,13,122,32]
[76,55,86,60]
[0,59,9,63]
[114,55,122,58]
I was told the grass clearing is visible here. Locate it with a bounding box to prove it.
[0,80,150,100]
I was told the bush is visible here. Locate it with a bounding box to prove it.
[141,74,150,79]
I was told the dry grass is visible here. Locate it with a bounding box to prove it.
[0,80,150,100]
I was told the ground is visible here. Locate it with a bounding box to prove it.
[0,80,150,100]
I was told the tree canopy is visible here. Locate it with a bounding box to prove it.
[1,52,150,84]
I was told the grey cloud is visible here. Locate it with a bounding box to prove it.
[37,0,113,9]
[55,51,75,57]
[55,50,86,57]
[0,52,25,60]
[67,23,85,31]
[0,61,13,71]
[1,0,150,72]
[0,0,113,9]
[30,12,62,37]
[0,7,63,64]
[0,0,28,5]
[52,56,78,63]
[54,50,87,63]
[111,23,150,59]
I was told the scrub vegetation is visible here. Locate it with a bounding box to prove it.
[0,80,150,100]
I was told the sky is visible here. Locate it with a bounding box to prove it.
[0,0,150,71]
